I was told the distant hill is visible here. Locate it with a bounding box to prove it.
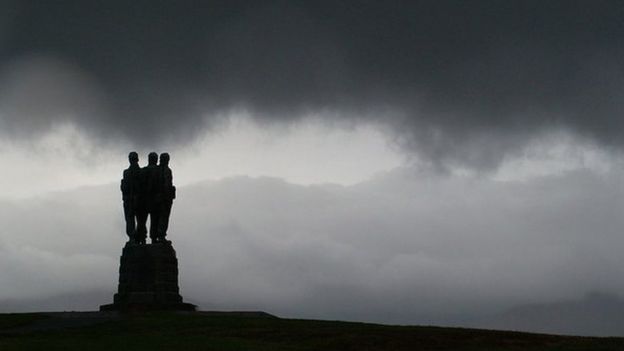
[475,292,624,337]
[0,290,111,313]
[0,311,623,351]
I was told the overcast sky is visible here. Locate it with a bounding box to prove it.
[0,0,624,336]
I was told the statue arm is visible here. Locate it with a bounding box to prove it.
[170,170,176,199]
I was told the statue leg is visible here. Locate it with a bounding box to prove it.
[123,201,135,241]
[136,209,148,244]
[149,207,160,242]
[158,201,172,239]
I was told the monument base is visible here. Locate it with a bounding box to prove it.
[99,301,196,312]
[100,241,196,312]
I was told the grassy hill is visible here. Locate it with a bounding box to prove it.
[0,311,622,351]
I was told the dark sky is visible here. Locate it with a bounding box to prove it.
[1,0,623,169]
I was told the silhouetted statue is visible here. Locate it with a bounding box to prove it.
[121,152,141,242]
[156,152,175,242]
[105,151,194,311]
[123,151,176,245]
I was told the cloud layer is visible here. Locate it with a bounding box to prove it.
[1,1,623,168]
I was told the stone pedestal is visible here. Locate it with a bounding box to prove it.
[100,242,196,311]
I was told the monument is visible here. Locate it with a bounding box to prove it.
[100,152,195,311]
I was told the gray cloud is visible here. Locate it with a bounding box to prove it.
[1,168,624,334]
[0,1,623,168]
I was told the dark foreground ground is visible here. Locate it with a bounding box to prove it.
[0,311,622,351]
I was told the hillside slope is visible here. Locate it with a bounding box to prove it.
[0,311,622,351]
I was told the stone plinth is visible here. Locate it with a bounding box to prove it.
[100,242,195,311]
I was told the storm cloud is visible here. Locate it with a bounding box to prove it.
[1,1,623,168]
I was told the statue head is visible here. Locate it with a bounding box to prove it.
[148,152,158,165]
[128,151,139,164]
[160,152,170,166]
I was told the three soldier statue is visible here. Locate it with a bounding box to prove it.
[121,151,176,244]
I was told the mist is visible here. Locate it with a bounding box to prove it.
[1,166,623,333]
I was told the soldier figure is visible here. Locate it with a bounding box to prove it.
[136,152,161,243]
[157,152,176,242]
[121,152,141,243]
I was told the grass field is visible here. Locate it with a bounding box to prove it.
[0,311,622,350]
